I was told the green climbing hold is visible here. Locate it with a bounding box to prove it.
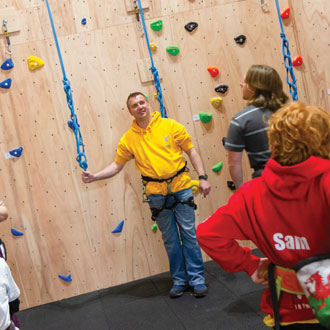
[166,46,180,56]
[212,161,223,172]
[150,20,163,31]
[145,95,149,101]
[152,224,158,232]
[199,112,213,123]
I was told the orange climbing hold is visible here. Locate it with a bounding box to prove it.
[207,67,219,78]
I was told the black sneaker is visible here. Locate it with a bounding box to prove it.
[193,284,208,297]
[169,284,189,298]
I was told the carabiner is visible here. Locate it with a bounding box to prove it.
[133,1,143,31]
[2,19,13,55]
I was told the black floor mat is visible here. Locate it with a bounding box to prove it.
[17,259,269,330]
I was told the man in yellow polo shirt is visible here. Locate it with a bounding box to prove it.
[82,92,211,298]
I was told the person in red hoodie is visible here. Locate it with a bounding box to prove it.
[197,101,330,330]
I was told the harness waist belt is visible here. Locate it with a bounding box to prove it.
[141,162,187,183]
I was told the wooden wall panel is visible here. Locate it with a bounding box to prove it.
[0,0,328,309]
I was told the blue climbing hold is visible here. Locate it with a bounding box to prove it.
[58,274,72,282]
[1,58,14,70]
[11,228,24,236]
[81,18,87,25]
[112,220,124,233]
[0,78,12,89]
[9,147,23,158]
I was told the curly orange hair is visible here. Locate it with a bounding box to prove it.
[268,102,330,165]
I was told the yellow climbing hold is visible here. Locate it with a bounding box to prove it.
[27,56,44,71]
[211,97,223,109]
[191,180,199,194]
[150,43,157,51]
[154,93,158,99]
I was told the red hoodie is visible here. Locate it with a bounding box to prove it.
[197,156,330,325]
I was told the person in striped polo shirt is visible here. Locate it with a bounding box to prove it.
[224,65,288,189]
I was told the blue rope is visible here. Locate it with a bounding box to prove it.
[45,0,88,170]
[136,0,167,118]
[275,0,298,101]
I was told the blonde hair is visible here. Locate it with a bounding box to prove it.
[268,102,330,165]
[246,65,288,111]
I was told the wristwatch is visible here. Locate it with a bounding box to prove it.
[198,174,208,180]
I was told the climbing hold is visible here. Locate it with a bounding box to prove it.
[150,43,157,51]
[150,20,163,31]
[215,84,228,94]
[27,56,44,71]
[145,95,149,101]
[58,274,72,282]
[4,147,24,160]
[199,112,213,123]
[0,78,12,89]
[166,46,180,56]
[152,224,158,232]
[281,8,290,19]
[9,147,23,157]
[11,228,24,236]
[227,181,236,191]
[234,34,246,45]
[112,220,124,233]
[210,97,223,109]
[207,67,219,78]
[185,22,198,32]
[212,161,223,172]
[191,180,200,194]
[81,18,87,25]
[1,58,14,70]
[292,55,303,67]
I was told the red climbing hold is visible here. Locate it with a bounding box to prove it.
[281,8,290,19]
[207,67,219,78]
[292,55,303,67]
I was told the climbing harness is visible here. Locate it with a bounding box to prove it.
[149,194,196,221]
[2,19,13,55]
[45,0,88,170]
[136,0,167,118]
[274,0,298,101]
[141,163,197,220]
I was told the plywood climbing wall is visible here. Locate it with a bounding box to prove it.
[0,0,329,309]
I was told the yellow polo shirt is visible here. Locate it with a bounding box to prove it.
[115,112,193,195]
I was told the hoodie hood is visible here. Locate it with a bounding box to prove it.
[131,111,161,134]
[262,156,330,199]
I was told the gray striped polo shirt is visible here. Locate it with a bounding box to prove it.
[224,105,273,170]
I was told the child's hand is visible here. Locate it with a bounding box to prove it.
[251,258,269,285]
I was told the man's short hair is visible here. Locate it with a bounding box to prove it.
[268,101,330,165]
[126,92,147,109]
